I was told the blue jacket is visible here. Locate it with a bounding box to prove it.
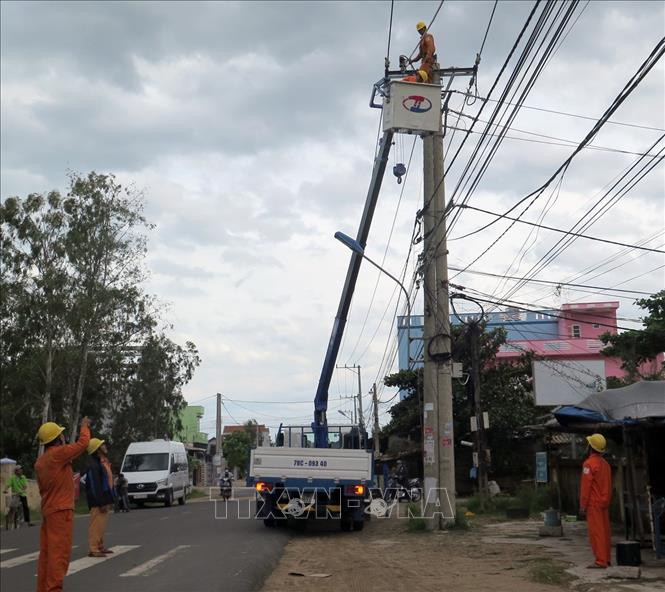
[85,455,116,508]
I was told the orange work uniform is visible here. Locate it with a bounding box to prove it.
[580,451,612,567]
[413,32,436,83]
[35,426,90,592]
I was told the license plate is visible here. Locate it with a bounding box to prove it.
[133,494,148,499]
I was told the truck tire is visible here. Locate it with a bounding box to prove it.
[353,520,365,531]
[340,516,353,532]
[178,493,185,505]
[263,517,276,527]
[164,490,173,507]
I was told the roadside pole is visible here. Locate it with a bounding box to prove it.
[216,393,223,480]
[372,383,380,454]
[356,365,364,428]
[422,65,456,529]
[470,323,489,503]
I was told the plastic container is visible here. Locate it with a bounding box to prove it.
[616,541,641,566]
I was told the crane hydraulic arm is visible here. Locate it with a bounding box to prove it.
[312,130,395,448]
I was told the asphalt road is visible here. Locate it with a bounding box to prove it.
[1,495,290,592]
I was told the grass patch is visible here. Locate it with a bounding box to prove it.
[406,502,427,532]
[465,484,557,517]
[444,511,470,531]
[528,559,574,586]
[187,488,208,500]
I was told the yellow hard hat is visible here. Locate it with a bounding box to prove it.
[586,433,606,453]
[416,21,427,31]
[418,69,429,82]
[87,438,105,455]
[37,422,65,445]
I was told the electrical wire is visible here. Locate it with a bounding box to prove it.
[447,36,665,251]
[452,204,665,253]
[443,117,662,158]
[446,90,665,132]
[447,266,656,296]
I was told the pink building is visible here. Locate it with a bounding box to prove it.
[494,301,663,380]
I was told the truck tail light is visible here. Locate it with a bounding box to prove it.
[256,481,273,493]
[344,484,365,496]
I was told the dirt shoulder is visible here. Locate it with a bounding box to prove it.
[260,514,573,592]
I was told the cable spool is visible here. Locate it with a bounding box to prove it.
[393,163,407,184]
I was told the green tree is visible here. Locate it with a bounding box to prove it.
[383,325,539,476]
[1,192,70,425]
[63,172,153,441]
[108,334,201,465]
[0,172,200,470]
[222,431,252,477]
[600,291,665,382]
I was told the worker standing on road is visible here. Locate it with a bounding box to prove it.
[35,416,91,592]
[579,433,612,569]
[404,21,436,83]
[6,465,34,526]
[84,438,116,557]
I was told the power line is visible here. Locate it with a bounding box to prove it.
[448,37,665,252]
[446,90,665,132]
[488,137,665,302]
[448,266,655,295]
[444,117,661,158]
[451,204,665,253]
[450,285,643,332]
[478,0,499,57]
[345,137,418,363]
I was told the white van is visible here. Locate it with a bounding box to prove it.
[121,440,189,507]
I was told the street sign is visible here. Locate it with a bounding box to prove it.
[535,452,548,483]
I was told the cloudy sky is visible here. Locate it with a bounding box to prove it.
[2,1,664,435]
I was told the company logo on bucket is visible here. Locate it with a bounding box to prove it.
[402,95,432,113]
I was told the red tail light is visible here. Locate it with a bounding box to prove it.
[256,481,273,493]
[344,484,365,496]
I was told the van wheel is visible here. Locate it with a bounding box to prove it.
[178,493,185,505]
[263,517,276,527]
[164,491,173,507]
[353,520,365,531]
[340,517,353,532]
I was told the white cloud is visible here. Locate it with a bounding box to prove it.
[2,1,663,431]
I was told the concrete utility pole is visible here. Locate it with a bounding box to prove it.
[470,322,489,502]
[356,365,363,428]
[216,393,223,477]
[422,65,456,530]
[372,383,380,454]
[336,364,363,426]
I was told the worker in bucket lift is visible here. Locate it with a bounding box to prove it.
[404,21,436,83]
[579,433,613,569]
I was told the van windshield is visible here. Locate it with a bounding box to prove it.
[122,453,169,472]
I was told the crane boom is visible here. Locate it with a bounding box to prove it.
[312,130,395,448]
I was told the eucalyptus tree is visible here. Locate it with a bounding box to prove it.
[63,172,153,441]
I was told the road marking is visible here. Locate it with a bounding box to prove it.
[1,546,77,569]
[159,516,169,520]
[67,545,139,575]
[119,545,191,577]
[1,551,39,568]
[0,548,18,555]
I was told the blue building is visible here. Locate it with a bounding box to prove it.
[397,307,559,373]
